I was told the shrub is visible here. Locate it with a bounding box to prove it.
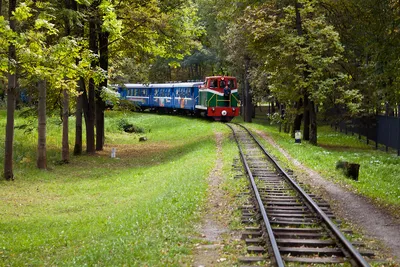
[117,118,144,133]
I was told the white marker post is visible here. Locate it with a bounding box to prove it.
[295,130,302,143]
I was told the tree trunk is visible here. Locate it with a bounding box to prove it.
[85,15,97,154]
[74,78,84,155]
[292,98,303,138]
[295,0,303,36]
[86,78,96,153]
[309,100,317,145]
[240,72,245,116]
[62,88,69,162]
[296,1,312,141]
[96,30,109,151]
[73,0,83,155]
[293,114,303,138]
[4,71,16,181]
[37,80,47,169]
[4,0,17,181]
[244,56,252,122]
[303,92,310,140]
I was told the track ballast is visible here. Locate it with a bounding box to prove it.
[228,123,376,266]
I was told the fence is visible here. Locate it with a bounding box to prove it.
[336,116,400,156]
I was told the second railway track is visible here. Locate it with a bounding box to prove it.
[227,123,377,267]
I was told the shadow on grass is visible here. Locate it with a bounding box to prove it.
[38,134,216,182]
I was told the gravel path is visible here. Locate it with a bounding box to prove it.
[256,130,400,263]
[192,132,227,267]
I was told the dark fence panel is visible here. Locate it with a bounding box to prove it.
[336,115,400,155]
[377,116,400,152]
[337,117,377,143]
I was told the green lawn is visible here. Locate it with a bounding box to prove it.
[0,111,232,266]
[239,114,400,215]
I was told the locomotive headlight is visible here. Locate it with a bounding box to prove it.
[232,108,236,112]
[212,107,215,112]
[221,110,227,116]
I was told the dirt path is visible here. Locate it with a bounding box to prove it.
[255,130,400,263]
[192,132,228,267]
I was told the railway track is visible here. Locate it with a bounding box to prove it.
[227,123,376,267]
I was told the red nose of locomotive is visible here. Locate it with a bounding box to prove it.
[208,107,239,121]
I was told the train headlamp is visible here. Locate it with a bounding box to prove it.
[221,110,227,116]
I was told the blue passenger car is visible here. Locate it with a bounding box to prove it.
[119,82,203,113]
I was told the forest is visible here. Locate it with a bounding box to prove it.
[1,0,400,180]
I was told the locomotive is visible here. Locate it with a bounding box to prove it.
[117,76,240,122]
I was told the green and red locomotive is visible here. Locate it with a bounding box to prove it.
[118,75,240,122]
[196,76,240,122]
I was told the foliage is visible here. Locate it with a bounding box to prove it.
[109,0,204,83]
[116,117,144,133]
[322,0,400,115]
[244,1,350,111]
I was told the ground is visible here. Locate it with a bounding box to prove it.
[192,129,400,266]
[192,132,242,267]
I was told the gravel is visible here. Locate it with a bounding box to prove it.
[257,130,400,263]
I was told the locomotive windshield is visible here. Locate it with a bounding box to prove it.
[206,77,236,89]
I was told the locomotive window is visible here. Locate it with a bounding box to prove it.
[220,80,226,88]
[209,79,217,88]
[228,79,235,88]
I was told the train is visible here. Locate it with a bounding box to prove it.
[117,76,240,122]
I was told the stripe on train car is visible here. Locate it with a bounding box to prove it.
[195,105,208,110]
[126,96,150,99]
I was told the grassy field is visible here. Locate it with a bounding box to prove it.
[237,111,400,216]
[0,110,235,266]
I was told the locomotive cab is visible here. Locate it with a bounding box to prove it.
[197,76,240,122]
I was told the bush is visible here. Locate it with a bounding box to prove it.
[117,118,144,133]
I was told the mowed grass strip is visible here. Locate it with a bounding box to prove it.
[0,111,226,266]
[240,116,400,215]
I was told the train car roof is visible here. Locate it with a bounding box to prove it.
[123,82,204,89]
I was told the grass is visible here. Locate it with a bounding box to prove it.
[238,112,400,216]
[0,110,233,266]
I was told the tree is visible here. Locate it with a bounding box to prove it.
[9,0,100,169]
[322,0,400,117]
[37,80,46,169]
[4,0,17,180]
[243,0,347,144]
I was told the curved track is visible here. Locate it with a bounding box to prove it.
[228,123,375,266]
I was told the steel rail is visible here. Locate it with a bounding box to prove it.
[238,123,370,267]
[227,123,285,267]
